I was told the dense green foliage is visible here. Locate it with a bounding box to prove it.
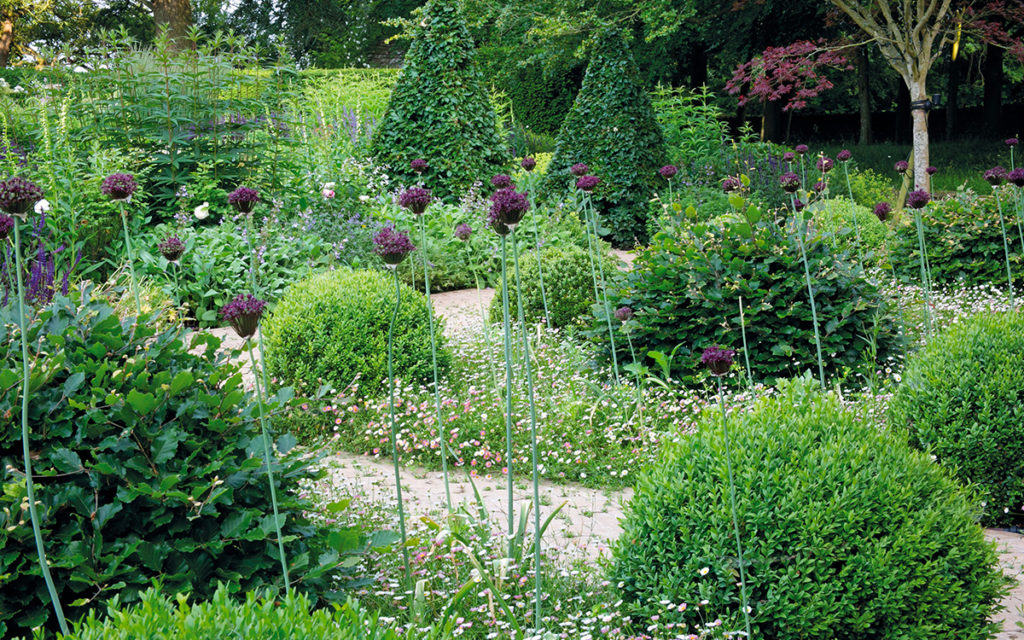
[889,311,1024,527]
[546,28,666,248]
[501,60,582,137]
[0,290,365,637]
[812,197,890,268]
[611,378,1008,639]
[370,0,508,198]
[263,269,449,396]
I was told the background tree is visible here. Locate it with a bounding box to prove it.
[152,0,191,49]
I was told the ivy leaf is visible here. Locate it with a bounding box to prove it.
[126,389,157,414]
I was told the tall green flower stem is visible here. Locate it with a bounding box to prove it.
[841,163,865,271]
[1015,188,1024,253]
[583,192,620,384]
[499,235,515,548]
[739,297,754,389]
[118,202,142,317]
[244,216,272,405]
[880,228,908,341]
[246,340,290,593]
[12,220,70,636]
[418,216,452,511]
[991,187,1016,310]
[524,174,550,327]
[578,191,601,304]
[791,195,826,388]
[716,376,752,640]
[912,208,934,338]
[623,328,644,432]
[387,268,411,585]
[466,247,498,390]
[511,226,544,633]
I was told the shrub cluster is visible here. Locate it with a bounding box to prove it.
[812,197,890,268]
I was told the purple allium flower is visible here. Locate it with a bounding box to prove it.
[1006,138,1019,147]
[0,214,13,240]
[907,189,931,209]
[836,149,852,163]
[521,157,536,172]
[659,165,678,179]
[926,166,938,176]
[220,293,266,339]
[228,186,260,214]
[722,177,741,193]
[779,171,801,193]
[793,199,806,212]
[701,345,736,376]
[158,236,185,262]
[576,175,600,192]
[373,226,416,267]
[816,156,834,173]
[813,180,826,193]
[614,306,634,323]
[783,152,796,163]
[410,158,428,174]
[1009,168,1024,188]
[984,166,1008,186]
[398,187,432,215]
[894,160,909,173]
[570,163,589,177]
[795,144,809,155]
[873,202,892,222]
[491,174,513,189]
[487,209,511,236]
[0,177,43,219]
[100,173,137,202]
[454,223,472,242]
[490,187,530,227]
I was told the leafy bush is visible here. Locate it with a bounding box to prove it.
[263,269,449,396]
[546,28,666,248]
[652,85,729,167]
[610,210,898,382]
[611,378,1009,639]
[889,311,1024,527]
[489,244,622,328]
[0,289,370,637]
[844,166,895,208]
[812,197,889,267]
[891,187,1024,287]
[501,59,582,137]
[370,0,507,199]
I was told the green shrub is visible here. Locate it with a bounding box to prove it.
[652,85,729,167]
[611,378,1009,639]
[812,197,890,267]
[610,211,898,383]
[50,585,403,640]
[0,289,368,637]
[844,166,896,208]
[489,244,622,328]
[502,59,582,137]
[263,269,449,396]
[369,0,507,199]
[889,311,1024,527]
[546,28,666,248]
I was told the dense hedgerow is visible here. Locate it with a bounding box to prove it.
[813,197,890,268]
[889,311,1024,527]
[263,269,449,396]
[611,378,1009,639]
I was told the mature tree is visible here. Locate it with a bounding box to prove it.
[152,0,191,49]
[0,0,53,66]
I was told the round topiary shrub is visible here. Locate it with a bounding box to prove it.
[489,244,622,328]
[611,378,1009,639]
[889,311,1024,527]
[263,269,449,395]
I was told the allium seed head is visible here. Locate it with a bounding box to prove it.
[398,187,432,215]
[0,177,43,217]
[221,294,266,339]
[0,214,13,240]
[1008,168,1024,188]
[907,189,931,209]
[373,226,416,267]
[100,173,137,202]
[491,174,513,189]
[454,223,472,242]
[873,202,892,222]
[722,177,741,193]
[816,156,834,173]
[576,175,600,192]
[614,306,634,323]
[926,166,938,175]
[984,166,1007,186]
[701,345,735,376]
[795,144,809,155]
[894,160,909,173]
[836,149,852,162]
[228,186,260,213]
[659,165,678,179]
[1006,138,1019,147]
[158,236,186,262]
[570,163,589,177]
[783,152,796,163]
[779,172,800,193]
[410,158,428,174]
[490,187,530,228]
[521,157,536,172]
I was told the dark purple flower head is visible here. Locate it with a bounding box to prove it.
[701,345,736,376]
[793,199,806,212]
[398,187,432,215]
[984,166,1007,186]
[490,187,530,227]
[487,209,511,236]
[1009,168,1024,188]
[491,174,513,189]
[614,306,634,323]
[813,180,826,194]
[894,160,909,173]
[576,175,600,192]
[1006,138,1019,147]
[100,173,137,202]
[228,186,260,213]
[221,293,266,339]
[836,149,852,163]
[795,144,809,155]
[373,226,416,266]
[907,189,931,209]
[925,166,938,176]
[816,156,834,173]
[521,157,536,172]
[783,152,796,163]
[410,158,428,174]
[158,236,185,262]
[0,177,42,217]
[873,202,892,222]
[722,177,741,193]
[570,163,589,177]
[0,214,13,240]
[779,171,800,193]
[454,223,473,242]
[659,165,678,180]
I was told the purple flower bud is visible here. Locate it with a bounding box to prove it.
[570,163,589,177]
[100,173,137,202]
[0,177,42,219]
[490,187,530,227]
[701,345,736,376]
[779,172,800,193]
[793,199,806,212]
[816,156,834,173]
[894,160,909,173]
[373,226,416,267]
[454,223,472,242]
[0,214,13,240]
[491,174,513,189]
[813,180,826,193]
[906,189,931,209]
[614,306,634,323]
[398,187,432,215]
[487,209,511,236]
[659,165,678,179]
[1006,138,1019,147]
[221,293,266,339]
[984,166,1007,186]
[521,157,536,172]
[722,177,741,193]
[158,236,186,262]
[228,186,260,214]
[925,166,937,175]
[836,149,852,162]
[795,144,809,155]
[783,152,796,163]
[576,175,600,192]
[410,158,428,174]
[1009,168,1024,188]
[873,202,892,222]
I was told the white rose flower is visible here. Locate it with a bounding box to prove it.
[34,199,51,214]
[194,202,210,220]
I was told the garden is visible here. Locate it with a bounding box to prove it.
[3,0,1024,638]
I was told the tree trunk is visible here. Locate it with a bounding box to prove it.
[946,56,962,139]
[153,0,192,51]
[908,75,931,192]
[856,46,872,144]
[0,18,13,68]
[983,43,1004,133]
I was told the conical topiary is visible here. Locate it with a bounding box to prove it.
[547,28,666,248]
[370,0,508,198]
